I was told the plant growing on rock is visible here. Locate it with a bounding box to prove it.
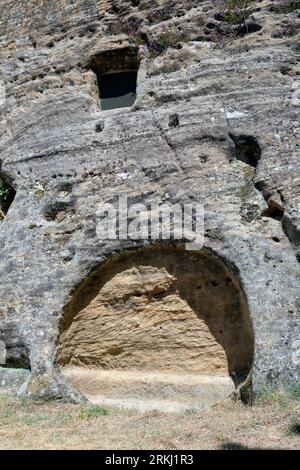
[210,0,262,45]
[109,10,191,59]
[212,0,256,24]
[148,8,172,25]
[109,16,141,38]
[0,179,14,218]
[149,26,190,58]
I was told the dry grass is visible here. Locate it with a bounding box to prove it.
[0,392,299,450]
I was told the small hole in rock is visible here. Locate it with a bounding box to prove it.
[43,202,73,221]
[169,113,179,128]
[106,347,123,356]
[262,207,284,221]
[229,133,261,167]
[95,121,104,133]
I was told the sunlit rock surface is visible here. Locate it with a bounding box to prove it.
[0,0,299,403]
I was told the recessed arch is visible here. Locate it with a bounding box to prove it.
[58,244,254,410]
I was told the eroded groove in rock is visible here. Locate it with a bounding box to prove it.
[255,182,300,260]
[282,216,300,261]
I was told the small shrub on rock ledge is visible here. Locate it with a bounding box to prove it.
[149,27,191,58]
[213,0,255,25]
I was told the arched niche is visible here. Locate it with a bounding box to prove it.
[57,245,254,409]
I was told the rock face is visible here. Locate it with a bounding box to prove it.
[58,246,253,376]
[61,367,236,412]
[0,0,299,402]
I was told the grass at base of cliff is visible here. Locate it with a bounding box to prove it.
[0,393,299,450]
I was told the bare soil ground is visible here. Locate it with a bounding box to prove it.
[0,391,299,450]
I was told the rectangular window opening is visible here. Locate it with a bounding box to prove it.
[99,71,138,111]
[90,47,139,111]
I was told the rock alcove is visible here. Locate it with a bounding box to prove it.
[58,245,254,411]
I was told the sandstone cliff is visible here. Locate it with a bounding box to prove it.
[0,0,299,402]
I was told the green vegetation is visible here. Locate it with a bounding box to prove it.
[79,405,110,419]
[157,29,190,50]
[0,395,299,449]
[258,385,300,409]
[213,0,255,24]
[149,28,190,58]
[0,179,11,203]
[147,8,172,25]
[0,178,15,216]
[220,441,250,450]
[109,14,190,59]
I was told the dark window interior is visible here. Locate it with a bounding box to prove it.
[99,71,138,110]
[90,47,139,112]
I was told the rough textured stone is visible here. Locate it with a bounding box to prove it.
[0,0,299,402]
[0,340,6,364]
[0,367,30,394]
[58,247,253,377]
[62,367,236,412]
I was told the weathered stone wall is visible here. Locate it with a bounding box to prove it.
[57,246,254,378]
[0,0,299,401]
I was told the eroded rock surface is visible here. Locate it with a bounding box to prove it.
[58,247,253,377]
[0,0,299,402]
[62,367,236,412]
